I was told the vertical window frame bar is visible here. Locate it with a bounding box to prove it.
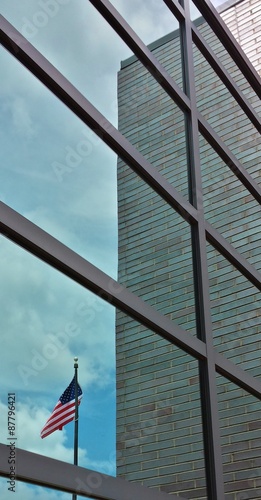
[180,0,225,496]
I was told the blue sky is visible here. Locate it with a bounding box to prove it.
[0,0,228,498]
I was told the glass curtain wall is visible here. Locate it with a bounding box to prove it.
[0,0,260,499]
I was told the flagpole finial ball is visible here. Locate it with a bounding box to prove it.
[74,357,78,363]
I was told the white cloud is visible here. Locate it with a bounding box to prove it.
[0,399,86,461]
[8,96,36,139]
[1,0,177,127]
[0,235,115,396]
[0,29,118,271]
[23,205,77,245]
[0,397,114,481]
[68,171,117,222]
[111,0,178,44]
[0,480,70,500]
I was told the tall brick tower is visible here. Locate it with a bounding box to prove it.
[116,0,261,498]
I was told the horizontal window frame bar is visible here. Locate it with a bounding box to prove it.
[87,0,190,113]
[193,0,261,99]
[198,112,261,207]
[1,202,261,400]
[215,352,261,400]
[191,23,261,133]
[0,15,197,226]
[0,445,183,500]
[1,17,260,316]
[163,0,261,132]
[0,201,206,360]
[205,220,261,292]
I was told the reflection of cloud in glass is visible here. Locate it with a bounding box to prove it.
[7,96,36,139]
[0,477,70,500]
[0,0,216,482]
[211,0,231,7]
[0,236,115,393]
[111,0,179,44]
[2,0,175,478]
[0,47,118,276]
[213,0,225,4]
[0,398,87,462]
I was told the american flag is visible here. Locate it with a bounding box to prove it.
[40,377,83,439]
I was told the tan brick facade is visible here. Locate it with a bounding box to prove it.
[116,1,261,498]
[221,0,261,75]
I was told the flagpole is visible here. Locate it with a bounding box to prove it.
[73,357,79,500]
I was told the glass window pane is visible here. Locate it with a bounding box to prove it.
[210,0,232,8]
[111,0,184,90]
[117,170,196,335]
[200,136,261,273]
[117,314,207,498]
[189,0,201,20]
[118,62,188,198]
[217,374,261,499]
[193,8,261,102]
[0,478,72,499]
[111,0,179,45]
[1,1,184,124]
[0,48,117,278]
[1,0,125,126]
[207,243,261,379]
[193,44,261,170]
[191,0,233,16]
[0,238,115,473]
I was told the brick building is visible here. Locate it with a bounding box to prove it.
[1,1,260,499]
[116,0,261,498]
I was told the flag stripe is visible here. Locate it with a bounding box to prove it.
[41,398,82,438]
[41,402,82,438]
[41,414,75,438]
[40,377,83,439]
[43,397,82,425]
[41,400,82,432]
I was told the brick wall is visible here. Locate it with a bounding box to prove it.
[116,1,261,498]
[221,0,261,76]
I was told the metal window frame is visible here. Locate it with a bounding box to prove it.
[0,445,181,499]
[0,0,261,498]
[180,2,225,495]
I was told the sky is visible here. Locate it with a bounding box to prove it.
[0,0,229,498]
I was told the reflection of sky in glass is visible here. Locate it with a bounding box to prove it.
[190,0,233,19]
[0,0,110,484]
[0,0,179,484]
[0,478,72,500]
[0,0,241,493]
[211,0,230,6]
[0,236,116,489]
